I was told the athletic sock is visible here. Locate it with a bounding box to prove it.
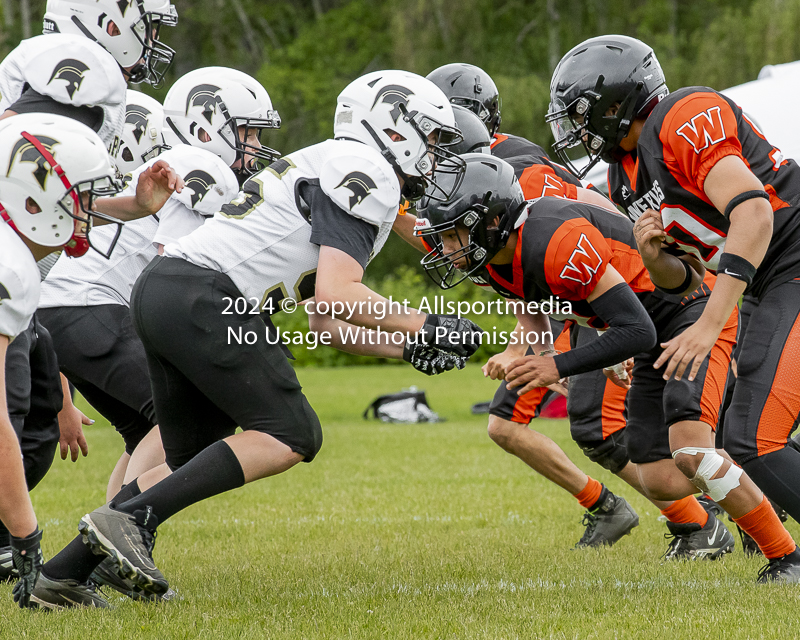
[112,479,141,506]
[660,495,709,527]
[115,441,245,524]
[43,536,102,582]
[44,479,142,583]
[574,477,604,509]
[733,495,796,560]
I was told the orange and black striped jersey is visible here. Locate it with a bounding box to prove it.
[484,197,709,329]
[491,133,549,161]
[608,87,800,296]
[505,154,581,200]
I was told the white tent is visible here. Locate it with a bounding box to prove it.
[578,60,800,192]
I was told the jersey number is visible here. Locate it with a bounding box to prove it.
[260,270,318,314]
[661,205,726,269]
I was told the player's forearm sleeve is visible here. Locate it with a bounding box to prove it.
[553,283,657,377]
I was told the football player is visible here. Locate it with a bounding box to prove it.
[403,109,729,552]
[33,69,269,605]
[0,114,126,607]
[415,154,800,581]
[549,35,800,580]
[426,62,549,160]
[29,70,481,607]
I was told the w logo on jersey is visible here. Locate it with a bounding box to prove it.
[7,135,59,190]
[676,106,726,154]
[48,59,89,100]
[335,172,377,210]
[559,234,603,285]
[186,84,223,124]
[126,105,152,144]
[184,170,217,207]
[541,173,563,198]
[371,85,414,124]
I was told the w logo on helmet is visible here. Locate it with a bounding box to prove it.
[371,85,414,124]
[126,105,152,144]
[184,170,217,207]
[186,84,223,124]
[335,172,377,210]
[48,59,90,100]
[7,135,59,190]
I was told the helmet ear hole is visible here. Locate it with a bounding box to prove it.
[106,20,121,37]
[25,198,42,215]
[198,128,212,143]
[121,147,134,162]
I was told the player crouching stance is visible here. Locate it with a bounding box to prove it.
[0,114,127,607]
[28,70,481,608]
[416,154,800,582]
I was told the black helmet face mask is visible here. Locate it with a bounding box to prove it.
[416,202,491,289]
[127,3,178,87]
[546,95,607,179]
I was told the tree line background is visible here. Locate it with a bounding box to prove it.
[2,0,800,364]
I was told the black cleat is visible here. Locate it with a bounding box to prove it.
[90,557,176,602]
[574,491,639,548]
[696,494,725,519]
[29,573,110,609]
[0,546,15,582]
[757,548,800,584]
[79,503,168,596]
[663,514,734,560]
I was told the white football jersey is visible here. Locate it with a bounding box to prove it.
[39,146,239,308]
[0,34,126,149]
[165,139,400,305]
[0,222,40,340]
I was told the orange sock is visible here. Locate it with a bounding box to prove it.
[660,496,709,527]
[574,477,603,509]
[734,496,796,559]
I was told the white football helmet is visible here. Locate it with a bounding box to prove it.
[334,70,464,202]
[43,0,178,86]
[162,66,281,183]
[0,114,124,258]
[116,89,168,176]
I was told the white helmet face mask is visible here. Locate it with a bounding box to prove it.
[0,114,124,258]
[116,89,169,177]
[44,0,178,86]
[333,70,465,202]
[162,67,281,183]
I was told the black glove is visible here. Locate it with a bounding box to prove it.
[403,342,467,376]
[11,528,43,609]
[418,314,483,358]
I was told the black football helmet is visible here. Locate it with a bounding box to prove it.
[427,63,502,137]
[546,35,668,178]
[446,105,492,155]
[415,153,527,289]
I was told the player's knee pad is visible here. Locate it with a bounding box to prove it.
[577,432,629,474]
[672,447,742,502]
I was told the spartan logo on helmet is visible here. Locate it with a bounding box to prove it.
[0,283,10,302]
[335,171,377,210]
[126,105,153,144]
[184,169,217,207]
[48,59,90,100]
[117,0,131,16]
[371,85,414,125]
[186,84,224,124]
[7,135,60,190]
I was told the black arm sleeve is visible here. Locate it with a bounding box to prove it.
[303,181,378,270]
[553,283,657,378]
[9,87,104,133]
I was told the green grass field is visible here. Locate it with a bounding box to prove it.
[2,364,799,639]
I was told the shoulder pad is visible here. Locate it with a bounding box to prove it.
[319,142,400,227]
[157,146,240,216]
[20,35,125,109]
